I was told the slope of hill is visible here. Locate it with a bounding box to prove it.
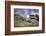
[14,14,39,27]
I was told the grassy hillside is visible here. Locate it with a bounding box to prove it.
[14,15,39,27]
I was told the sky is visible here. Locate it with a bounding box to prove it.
[14,8,39,15]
